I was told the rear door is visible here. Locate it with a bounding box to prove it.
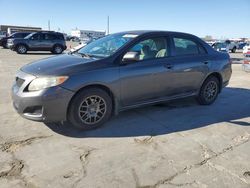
[41,33,55,50]
[156,35,209,96]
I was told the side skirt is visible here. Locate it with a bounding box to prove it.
[119,92,198,112]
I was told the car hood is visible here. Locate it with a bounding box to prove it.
[21,53,104,76]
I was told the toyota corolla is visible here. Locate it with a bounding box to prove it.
[12,31,232,130]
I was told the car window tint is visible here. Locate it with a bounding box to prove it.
[32,34,40,40]
[56,34,64,40]
[44,34,56,40]
[13,33,22,38]
[129,37,169,61]
[198,44,207,54]
[174,37,199,55]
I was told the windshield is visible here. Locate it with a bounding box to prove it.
[77,33,138,58]
[24,32,35,39]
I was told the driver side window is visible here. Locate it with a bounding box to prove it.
[31,34,40,40]
[129,37,169,61]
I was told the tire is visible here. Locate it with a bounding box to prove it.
[231,47,236,53]
[16,44,27,54]
[197,76,220,105]
[68,88,113,130]
[2,43,7,49]
[52,45,63,54]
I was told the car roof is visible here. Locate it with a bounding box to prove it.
[35,31,63,34]
[115,30,197,37]
[13,32,31,34]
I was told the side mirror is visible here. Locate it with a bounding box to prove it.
[122,52,139,62]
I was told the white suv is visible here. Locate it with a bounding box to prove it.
[243,43,250,54]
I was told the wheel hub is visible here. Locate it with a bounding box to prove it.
[204,81,217,101]
[78,95,106,125]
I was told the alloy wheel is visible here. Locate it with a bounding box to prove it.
[54,46,62,54]
[78,95,107,125]
[204,81,218,102]
[18,45,26,54]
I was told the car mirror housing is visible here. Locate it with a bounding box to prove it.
[122,52,139,63]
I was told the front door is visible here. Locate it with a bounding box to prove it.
[119,36,171,107]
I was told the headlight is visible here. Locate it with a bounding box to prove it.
[28,76,68,91]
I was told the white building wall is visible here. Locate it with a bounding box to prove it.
[71,30,105,39]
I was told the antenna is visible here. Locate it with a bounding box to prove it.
[107,16,109,35]
[48,20,50,31]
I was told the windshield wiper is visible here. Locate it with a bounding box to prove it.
[68,51,91,58]
[79,53,91,58]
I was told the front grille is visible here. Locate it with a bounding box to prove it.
[16,77,25,87]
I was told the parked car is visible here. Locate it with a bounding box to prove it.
[12,31,232,130]
[242,54,250,72]
[70,36,80,42]
[70,38,96,52]
[225,40,239,53]
[8,31,67,54]
[0,31,7,40]
[238,42,248,50]
[243,43,250,54]
[212,42,229,53]
[0,32,31,48]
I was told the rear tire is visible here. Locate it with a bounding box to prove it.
[68,88,112,130]
[16,44,27,54]
[52,45,63,54]
[231,47,236,53]
[197,76,219,105]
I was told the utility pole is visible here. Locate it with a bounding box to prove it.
[48,20,50,31]
[107,16,109,35]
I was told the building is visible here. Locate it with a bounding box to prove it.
[71,29,105,40]
[0,25,42,36]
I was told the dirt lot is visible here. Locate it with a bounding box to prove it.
[0,47,250,188]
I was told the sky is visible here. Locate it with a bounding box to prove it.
[0,0,249,38]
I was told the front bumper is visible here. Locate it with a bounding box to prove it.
[11,71,74,122]
[7,43,14,49]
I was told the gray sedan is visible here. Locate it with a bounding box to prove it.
[12,31,232,130]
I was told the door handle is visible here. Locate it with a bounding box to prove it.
[203,61,209,65]
[164,64,173,69]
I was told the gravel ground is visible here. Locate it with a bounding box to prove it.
[0,47,249,188]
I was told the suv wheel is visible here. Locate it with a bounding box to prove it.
[197,76,219,105]
[68,88,113,130]
[52,45,63,54]
[16,45,27,54]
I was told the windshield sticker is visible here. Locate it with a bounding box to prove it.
[123,34,138,38]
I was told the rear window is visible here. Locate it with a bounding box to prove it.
[173,37,206,55]
[42,33,65,40]
[54,34,65,40]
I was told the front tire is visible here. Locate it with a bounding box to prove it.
[2,42,7,49]
[68,88,113,130]
[16,44,27,54]
[197,76,219,105]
